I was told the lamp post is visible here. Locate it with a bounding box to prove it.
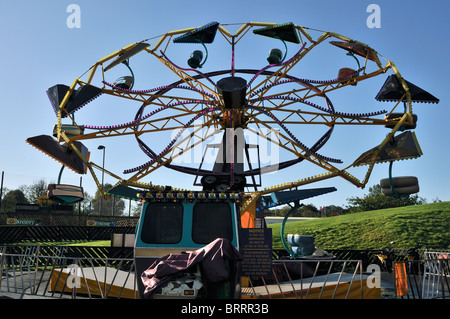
[98,145,105,215]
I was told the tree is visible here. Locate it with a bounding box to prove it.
[267,206,292,217]
[346,184,426,212]
[92,183,125,216]
[23,179,48,204]
[267,203,321,217]
[131,201,143,217]
[321,205,348,217]
[290,204,320,217]
[1,189,29,212]
[73,191,94,215]
[0,186,9,208]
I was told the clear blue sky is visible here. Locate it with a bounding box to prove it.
[0,0,448,208]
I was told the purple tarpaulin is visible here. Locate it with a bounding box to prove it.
[141,238,242,298]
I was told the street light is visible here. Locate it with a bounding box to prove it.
[98,145,105,215]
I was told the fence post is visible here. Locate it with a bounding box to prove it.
[0,246,5,289]
[394,262,408,297]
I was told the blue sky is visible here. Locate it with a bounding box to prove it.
[0,0,448,209]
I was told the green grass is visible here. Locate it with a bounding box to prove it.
[269,201,450,250]
[13,240,111,247]
[66,240,111,247]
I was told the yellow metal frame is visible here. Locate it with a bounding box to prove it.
[50,22,418,208]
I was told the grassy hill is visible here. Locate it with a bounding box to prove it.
[269,201,450,250]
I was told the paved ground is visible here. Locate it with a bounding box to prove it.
[379,272,396,298]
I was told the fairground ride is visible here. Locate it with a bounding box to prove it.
[27,21,438,299]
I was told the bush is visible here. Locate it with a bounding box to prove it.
[346,184,426,213]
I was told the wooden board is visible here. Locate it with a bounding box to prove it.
[241,272,381,299]
[50,266,138,299]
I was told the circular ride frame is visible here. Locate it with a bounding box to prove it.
[48,21,422,213]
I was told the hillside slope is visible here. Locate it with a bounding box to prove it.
[269,202,450,250]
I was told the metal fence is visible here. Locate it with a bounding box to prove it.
[391,259,449,299]
[1,246,448,300]
[0,246,138,299]
[242,259,376,299]
[394,250,450,300]
[0,226,135,243]
[0,213,139,227]
[421,258,449,299]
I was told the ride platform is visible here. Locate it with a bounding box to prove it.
[241,272,381,299]
[50,266,138,299]
[49,267,381,299]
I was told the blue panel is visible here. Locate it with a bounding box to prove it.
[173,21,220,44]
[107,184,140,200]
[135,201,239,250]
[256,187,337,211]
[253,22,300,44]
